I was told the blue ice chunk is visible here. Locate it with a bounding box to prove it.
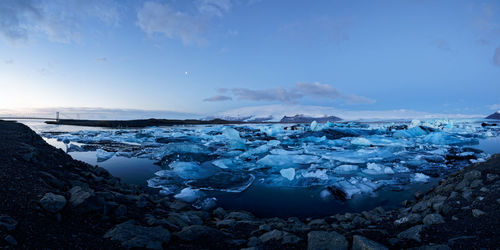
[257,154,321,168]
[170,161,217,179]
[351,137,372,146]
[333,165,359,174]
[223,127,246,150]
[423,132,477,145]
[393,126,428,138]
[96,149,115,162]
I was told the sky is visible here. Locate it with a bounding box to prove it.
[0,0,499,119]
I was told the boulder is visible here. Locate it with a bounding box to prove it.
[175,225,225,242]
[307,231,348,250]
[0,215,18,231]
[397,225,423,242]
[423,214,445,225]
[104,220,170,249]
[40,193,67,213]
[352,235,388,250]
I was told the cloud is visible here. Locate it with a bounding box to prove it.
[231,87,302,103]
[137,0,237,45]
[432,39,451,51]
[197,0,232,17]
[0,0,122,44]
[4,59,14,64]
[488,104,500,110]
[95,57,108,62]
[205,82,375,105]
[494,47,500,67]
[137,1,207,45]
[203,95,233,102]
[279,16,351,45]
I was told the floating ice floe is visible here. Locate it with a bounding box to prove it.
[41,119,498,204]
[174,188,203,203]
[96,149,115,162]
[280,168,296,181]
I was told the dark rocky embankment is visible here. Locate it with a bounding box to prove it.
[45,118,243,128]
[0,120,499,249]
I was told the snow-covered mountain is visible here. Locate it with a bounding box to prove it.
[211,104,483,121]
[486,111,500,120]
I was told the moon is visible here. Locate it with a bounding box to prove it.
[184,71,188,75]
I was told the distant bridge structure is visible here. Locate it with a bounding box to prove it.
[0,112,63,121]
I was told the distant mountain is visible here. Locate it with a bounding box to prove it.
[202,115,274,122]
[486,111,500,119]
[280,114,342,123]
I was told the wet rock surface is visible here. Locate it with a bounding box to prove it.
[0,120,499,249]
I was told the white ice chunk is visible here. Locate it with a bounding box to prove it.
[333,165,359,174]
[280,168,296,181]
[302,169,329,180]
[96,149,115,162]
[412,173,430,182]
[310,121,320,131]
[174,188,203,203]
[351,137,372,146]
[362,163,394,175]
[270,149,304,155]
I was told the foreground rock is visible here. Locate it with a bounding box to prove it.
[104,220,170,249]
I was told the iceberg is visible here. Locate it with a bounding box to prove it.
[301,169,329,180]
[96,149,115,162]
[280,168,296,181]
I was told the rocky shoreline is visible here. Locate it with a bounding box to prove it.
[0,120,499,249]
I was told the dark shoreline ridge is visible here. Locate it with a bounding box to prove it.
[1,120,499,249]
[44,115,344,128]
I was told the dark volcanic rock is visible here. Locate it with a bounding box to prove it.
[352,235,388,250]
[40,193,67,213]
[104,220,170,249]
[307,231,348,250]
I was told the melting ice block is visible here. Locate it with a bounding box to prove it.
[257,154,321,168]
[96,149,115,162]
[223,127,246,150]
[170,161,217,179]
[412,173,430,182]
[280,168,296,181]
[351,137,372,146]
[362,163,394,175]
[174,188,203,203]
[334,165,359,174]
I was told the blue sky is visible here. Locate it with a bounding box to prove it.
[0,0,499,118]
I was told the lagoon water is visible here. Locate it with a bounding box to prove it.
[23,119,500,218]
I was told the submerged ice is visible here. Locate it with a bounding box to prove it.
[41,119,498,205]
